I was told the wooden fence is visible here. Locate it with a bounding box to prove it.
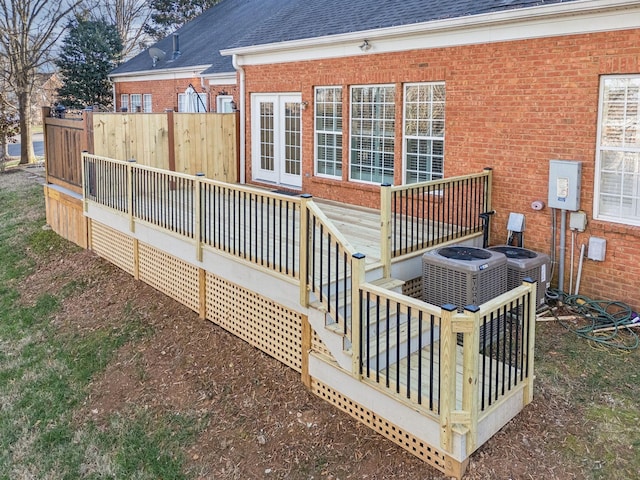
[92,111,238,181]
[42,107,93,193]
[43,108,239,191]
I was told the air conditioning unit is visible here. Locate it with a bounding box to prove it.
[487,246,550,307]
[422,246,508,310]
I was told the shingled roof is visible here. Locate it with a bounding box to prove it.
[110,0,298,76]
[227,0,579,49]
[111,0,581,77]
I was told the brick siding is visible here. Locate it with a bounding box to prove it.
[114,78,238,113]
[242,29,640,310]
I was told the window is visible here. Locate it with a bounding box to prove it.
[595,76,640,225]
[130,94,142,112]
[120,94,129,112]
[217,95,234,113]
[178,92,208,112]
[403,82,445,183]
[350,85,395,184]
[315,87,342,178]
[143,94,152,113]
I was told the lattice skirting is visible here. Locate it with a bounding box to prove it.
[311,329,332,359]
[311,379,462,478]
[88,221,461,476]
[138,243,201,313]
[90,221,135,275]
[402,276,423,300]
[205,272,302,372]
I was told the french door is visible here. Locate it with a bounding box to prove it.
[251,94,302,189]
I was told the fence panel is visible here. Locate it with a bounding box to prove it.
[93,113,170,169]
[43,113,90,192]
[92,112,237,182]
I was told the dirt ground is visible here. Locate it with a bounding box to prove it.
[6,167,589,479]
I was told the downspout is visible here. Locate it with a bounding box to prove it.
[232,54,246,184]
[111,80,116,112]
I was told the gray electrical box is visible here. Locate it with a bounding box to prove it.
[548,160,582,211]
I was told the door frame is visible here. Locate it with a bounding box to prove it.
[250,93,303,189]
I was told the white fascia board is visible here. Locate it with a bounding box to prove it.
[109,64,211,83]
[203,72,237,86]
[221,0,640,66]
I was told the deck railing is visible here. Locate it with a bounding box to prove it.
[380,170,492,276]
[358,283,442,414]
[200,182,300,277]
[82,153,301,279]
[133,166,196,238]
[300,197,360,339]
[356,278,536,455]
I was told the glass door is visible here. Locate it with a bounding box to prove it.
[251,94,302,189]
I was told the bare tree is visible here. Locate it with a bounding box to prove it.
[77,0,152,59]
[0,0,81,164]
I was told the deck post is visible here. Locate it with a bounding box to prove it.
[194,173,205,262]
[439,303,458,453]
[483,168,493,245]
[523,279,537,406]
[42,107,51,182]
[299,194,312,307]
[127,159,136,232]
[461,304,480,455]
[83,108,94,154]
[198,268,207,319]
[81,151,87,213]
[350,252,366,378]
[301,316,312,388]
[380,184,392,278]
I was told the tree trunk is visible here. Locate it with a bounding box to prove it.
[18,91,36,165]
[0,137,6,172]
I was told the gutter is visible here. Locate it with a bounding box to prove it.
[221,0,640,57]
[232,54,246,185]
[109,64,211,82]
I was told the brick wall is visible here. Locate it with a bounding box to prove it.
[243,29,640,311]
[114,78,238,113]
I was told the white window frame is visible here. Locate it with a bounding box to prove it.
[143,94,152,113]
[595,75,640,226]
[402,82,445,184]
[217,95,234,113]
[349,84,396,185]
[120,94,129,112]
[130,94,142,112]
[314,86,343,179]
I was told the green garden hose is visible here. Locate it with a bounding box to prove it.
[545,289,639,351]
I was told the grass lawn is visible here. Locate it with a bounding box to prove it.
[0,174,205,479]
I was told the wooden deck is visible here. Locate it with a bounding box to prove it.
[314,199,383,264]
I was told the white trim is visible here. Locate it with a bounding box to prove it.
[216,95,234,113]
[402,82,446,185]
[109,65,211,82]
[349,84,396,185]
[221,1,640,65]
[204,72,237,86]
[251,93,303,189]
[233,55,246,184]
[594,74,640,227]
[314,86,343,180]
